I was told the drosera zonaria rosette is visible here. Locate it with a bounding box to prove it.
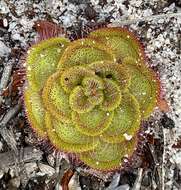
[24,25,164,171]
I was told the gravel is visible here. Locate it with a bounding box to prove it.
[0,0,181,189]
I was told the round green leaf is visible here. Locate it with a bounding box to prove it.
[24,87,46,137]
[58,38,115,69]
[72,107,114,136]
[26,37,69,91]
[42,72,72,122]
[101,92,141,143]
[45,113,99,153]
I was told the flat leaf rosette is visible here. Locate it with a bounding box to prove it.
[24,27,160,171]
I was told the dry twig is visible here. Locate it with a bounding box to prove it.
[105,173,120,190]
[132,168,143,190]
[61,169,75,190]
[0,102,22,154]
[162,128,175,190]
[0,62,13,93]
[0,127,18,154]
[0,61,13,105]
[0,102,21,127]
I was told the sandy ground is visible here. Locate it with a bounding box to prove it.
[0,0,181,189]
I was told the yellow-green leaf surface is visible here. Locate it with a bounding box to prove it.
[42,71,72,123]
[45,113,99,152]
[123,58,159,118]
[79,137,137,171]
[69,86,95,113]
[72,107,114,136]
[26,37,69,91]
[89,60,131,90]
[24,88,46,137]
[89,27,144,62]
[101,92,141,143]
[100,79,122,111]
[58,38,115,69]
[61,66,95,93]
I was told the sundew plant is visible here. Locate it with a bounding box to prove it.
[24,26,162,171]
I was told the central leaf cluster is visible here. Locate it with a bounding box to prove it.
[63,63,122,114]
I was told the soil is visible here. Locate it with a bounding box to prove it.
[0,0,181,189]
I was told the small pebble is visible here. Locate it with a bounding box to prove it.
[0,170,4,179]
[0,141,3,151]
[38,163,55,176]
[3,18,8,27]
[0,41,11,56]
